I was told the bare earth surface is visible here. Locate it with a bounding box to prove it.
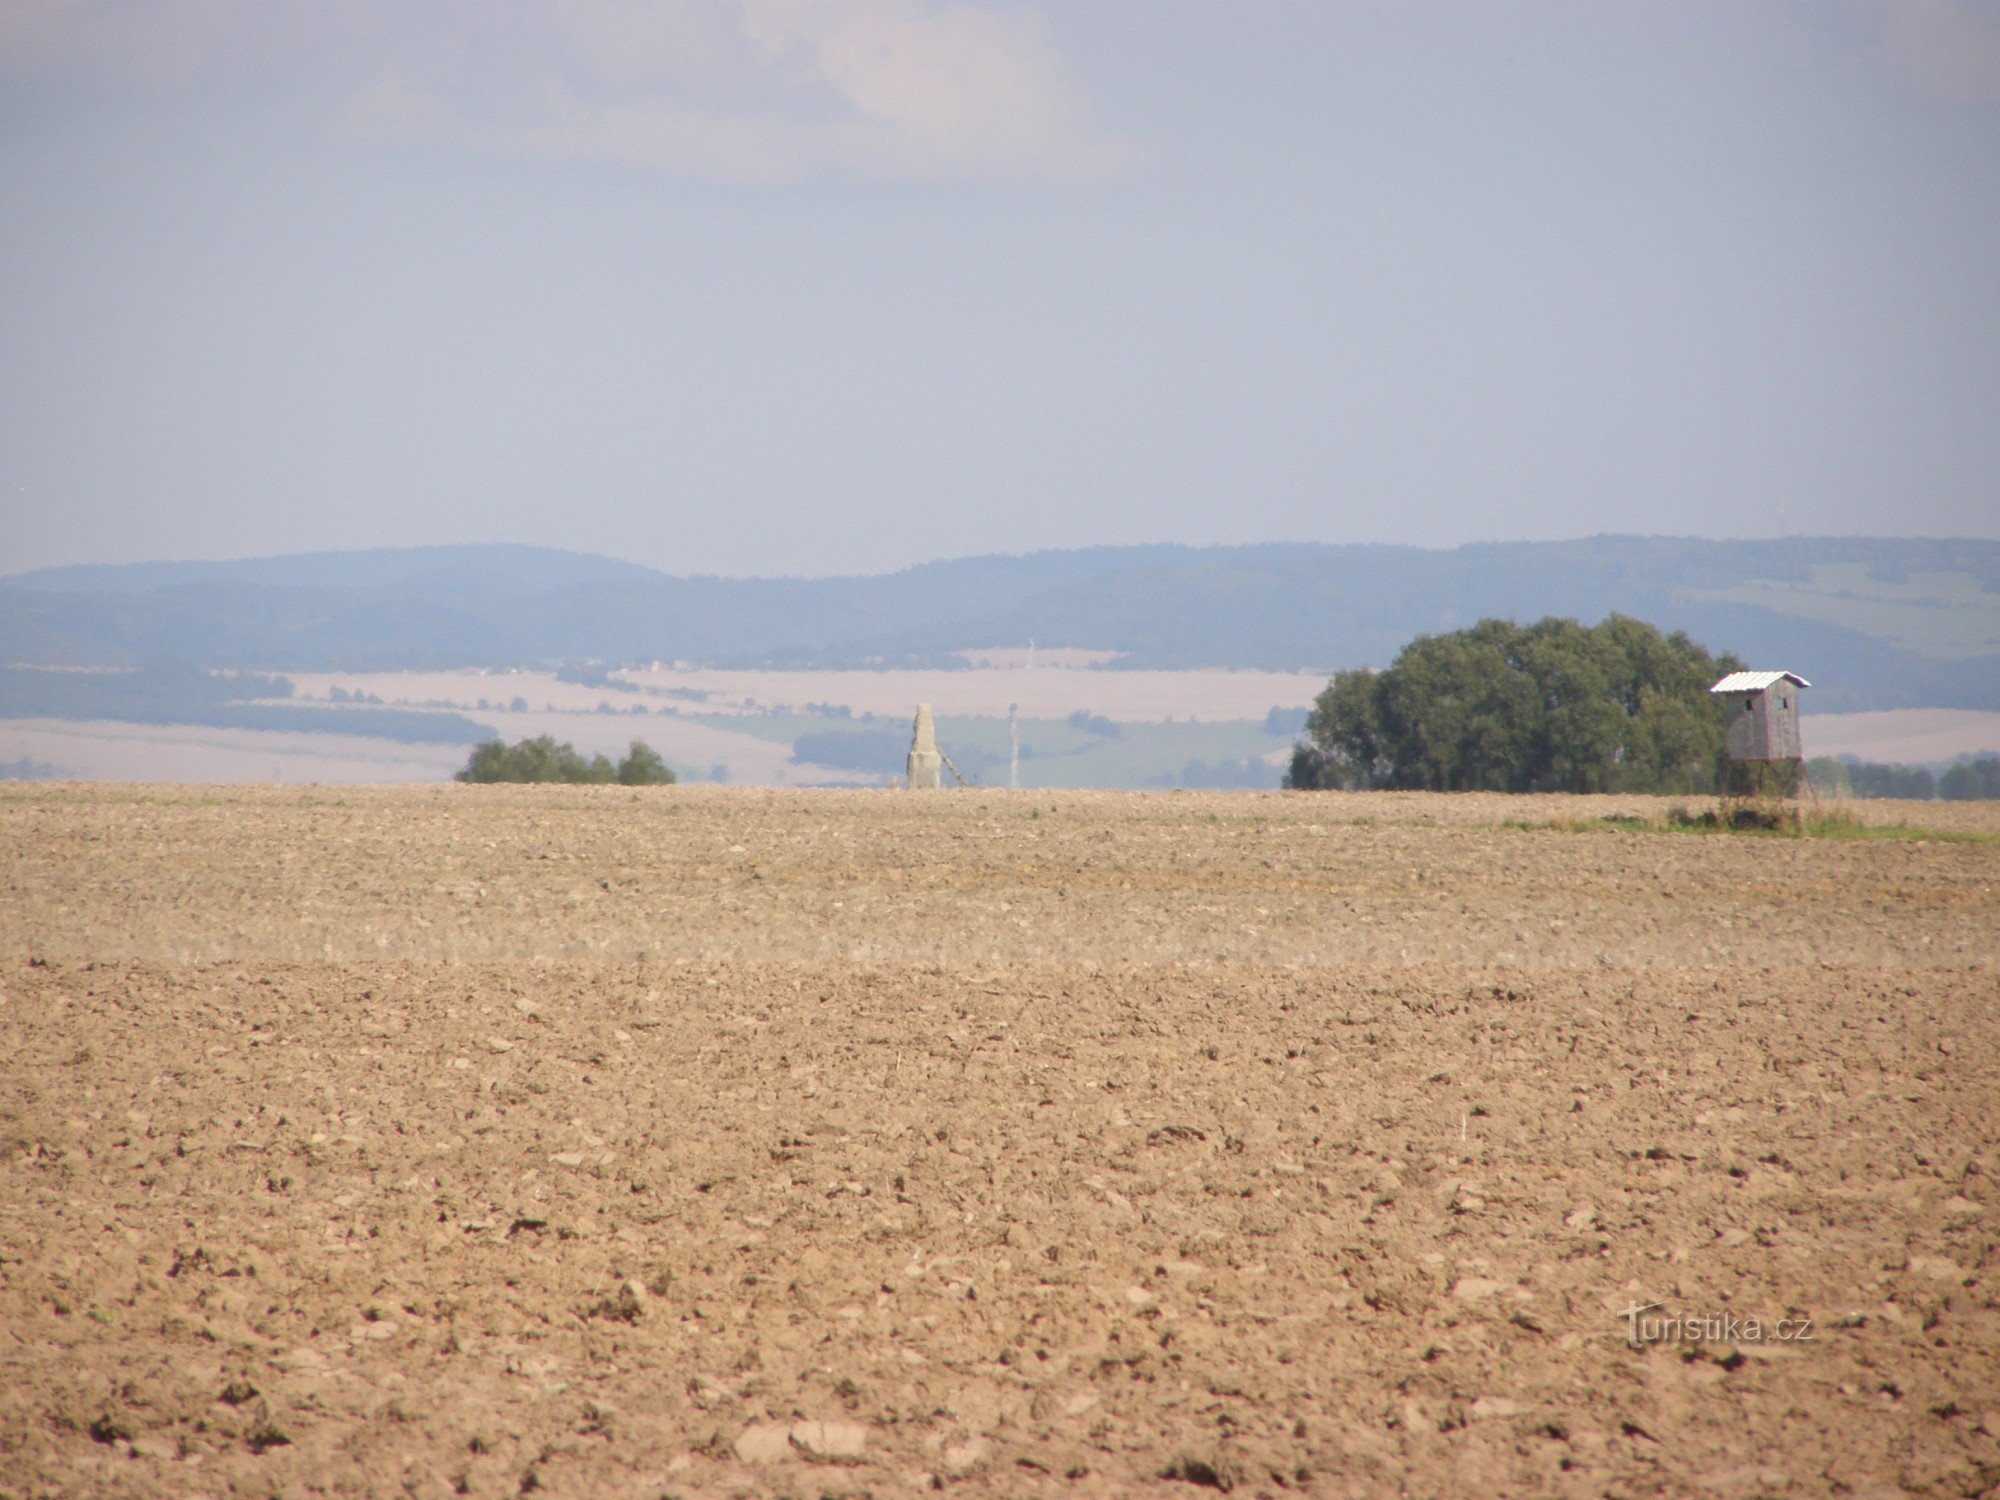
[1,785,1996,1498]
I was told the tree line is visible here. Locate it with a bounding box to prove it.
[457,736,675,785]
[1807,756,1999,801]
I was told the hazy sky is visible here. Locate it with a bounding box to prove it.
[3,1,1997,578]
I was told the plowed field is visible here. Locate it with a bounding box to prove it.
[2,785,1996,1498]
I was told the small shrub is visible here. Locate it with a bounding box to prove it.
[615,741,675,786]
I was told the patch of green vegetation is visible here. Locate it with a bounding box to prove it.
[1290,615,1737,794]
[456,736,675,785]
[1510,803,1992,842]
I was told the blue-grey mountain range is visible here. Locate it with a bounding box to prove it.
[4,537,1995,714]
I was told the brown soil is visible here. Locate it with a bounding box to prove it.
[2,785,1996,1498]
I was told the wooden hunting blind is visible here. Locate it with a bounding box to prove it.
[1710,670,1809,763]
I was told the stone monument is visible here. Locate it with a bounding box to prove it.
[906,703,943,789]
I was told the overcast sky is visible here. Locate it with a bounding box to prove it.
[2,0,1997,578]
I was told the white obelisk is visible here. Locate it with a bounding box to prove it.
[906,703,942,789]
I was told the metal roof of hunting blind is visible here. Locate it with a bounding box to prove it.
[1710,670,1812,694]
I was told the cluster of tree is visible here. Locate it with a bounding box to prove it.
[1942,757,2000,800]
[1287,616,1742,794]
[1804,754,2000,800]
[457,736,675,785]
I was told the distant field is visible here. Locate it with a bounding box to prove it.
[11,664,2000,786]
[0,718,466,784]
[285,665,1327,724]
[279,667,1314,787]
[0,712,849,788]
[1801,708,2000,766]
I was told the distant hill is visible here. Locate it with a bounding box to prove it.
[3,536,1995,712]
[3,543,660,595]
